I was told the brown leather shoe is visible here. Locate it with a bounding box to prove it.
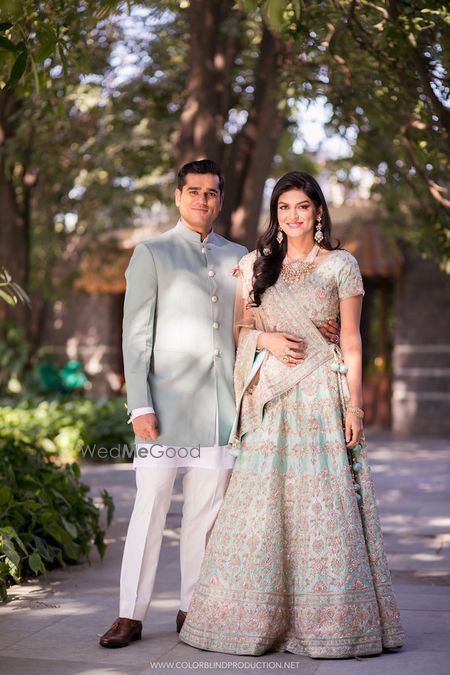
[176,610,187,633]
[99,617,142,648]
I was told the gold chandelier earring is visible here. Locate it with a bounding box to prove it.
[276,227,284,245]
[314,215,324,244]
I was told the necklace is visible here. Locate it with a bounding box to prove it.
[281,244,320,284]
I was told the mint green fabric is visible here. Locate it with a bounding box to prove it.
[122,221,247,446]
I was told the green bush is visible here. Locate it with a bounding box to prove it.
[0,396,133,462]
[0,438,114,601]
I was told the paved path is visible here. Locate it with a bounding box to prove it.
[0,431,449,675]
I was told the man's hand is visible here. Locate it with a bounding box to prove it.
[259,332,305,367]
[318,319,339,344]
[132,413,159,441]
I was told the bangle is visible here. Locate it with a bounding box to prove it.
[347,405,364,419]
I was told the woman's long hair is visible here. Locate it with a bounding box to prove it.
[251,171,340,307]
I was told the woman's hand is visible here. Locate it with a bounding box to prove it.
[345,411,363,448]
[258,332,305,367]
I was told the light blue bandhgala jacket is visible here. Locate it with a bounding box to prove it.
[122,220,248,447]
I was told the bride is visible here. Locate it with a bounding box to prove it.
[180,171,404,658]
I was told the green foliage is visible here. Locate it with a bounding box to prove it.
[0,0,136,93]
[0,434,114,601]
[1,0,448,284]
[321,1,450,265]
[0,396,133,462]
[0,320,31,393]
[0,269,30,307]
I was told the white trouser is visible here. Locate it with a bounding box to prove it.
[119,466,231,621]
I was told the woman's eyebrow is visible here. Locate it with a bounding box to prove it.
[278,199,311,205]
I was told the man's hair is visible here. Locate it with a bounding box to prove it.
[177,159,224,194]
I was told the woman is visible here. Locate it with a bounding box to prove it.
[180,171,404,658]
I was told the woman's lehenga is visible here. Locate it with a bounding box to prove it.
[180,249,404,658]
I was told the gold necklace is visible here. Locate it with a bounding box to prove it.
[280,244,320,284]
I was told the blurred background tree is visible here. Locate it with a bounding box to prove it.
[0,0,448,342]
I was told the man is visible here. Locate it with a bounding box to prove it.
[99,159,338,648]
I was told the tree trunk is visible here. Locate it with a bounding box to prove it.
[0,90,30,328]
[175,7,286,248]
[174,0,240,165]
[230,106,286,248]
[220,24,287,246]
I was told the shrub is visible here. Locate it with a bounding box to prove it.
[0,396,133,462]
[0,436,114,601]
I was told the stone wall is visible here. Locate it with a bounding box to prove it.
[392,249,450,436]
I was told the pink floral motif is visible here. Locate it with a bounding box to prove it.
[230,264,240,277]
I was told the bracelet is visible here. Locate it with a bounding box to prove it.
[347,405,364,419]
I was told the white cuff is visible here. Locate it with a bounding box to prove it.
[128,406,155,423]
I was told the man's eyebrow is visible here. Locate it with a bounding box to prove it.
[187,186,219,193]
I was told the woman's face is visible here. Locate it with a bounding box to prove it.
[277,189,321,241]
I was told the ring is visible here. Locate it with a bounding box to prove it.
[282,356,289,362]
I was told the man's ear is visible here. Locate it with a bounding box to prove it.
[175,187,182,207]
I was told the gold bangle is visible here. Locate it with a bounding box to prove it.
[347,406,364,419]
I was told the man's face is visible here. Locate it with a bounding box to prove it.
[175,173,223,232]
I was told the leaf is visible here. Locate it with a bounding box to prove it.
[238,0,259,12]
[0,486,12,505]
[28,551,45,574]
[264,0,287,32]
[101,488,115,527]
[292,0,301,19]
[63,541,81,560]
[58,44,68,77]
[44,523,72,545]
[35,21,57,43]
[61,516,78,539]
[5,50,27,88]
[94,530,106,559]
[0,35,18,52]
[31,56,40,94]
[0,531,21,567]
[32,535,55,562]
[36,41,56,64]
[0,288,16,305]
[1,526,28,554]
[21,498,42,512]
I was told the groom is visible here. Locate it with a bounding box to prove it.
[99,159,339,648]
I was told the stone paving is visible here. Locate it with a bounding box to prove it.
[0,431,449,675]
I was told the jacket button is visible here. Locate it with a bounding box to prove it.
[208,270,215,277]
[201,247,206,254]
[211,295,218,303]
[213,322,219,329]
[214,348,221,357]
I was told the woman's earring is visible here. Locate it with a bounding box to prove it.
[276,227,284,245]
[314,215,324,244]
